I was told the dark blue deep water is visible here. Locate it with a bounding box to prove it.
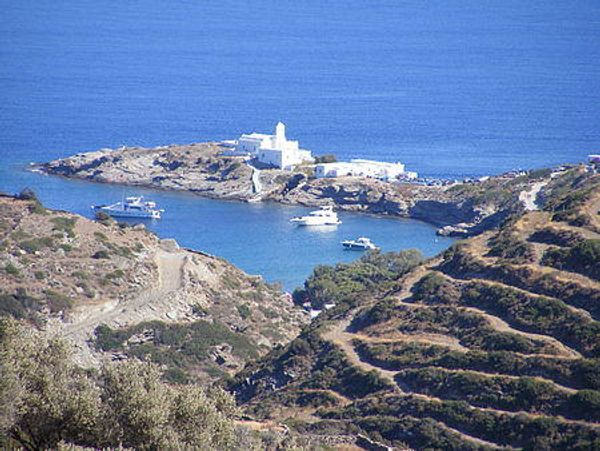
[1,1,599,288]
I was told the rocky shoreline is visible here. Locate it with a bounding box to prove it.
[36,141,554,236]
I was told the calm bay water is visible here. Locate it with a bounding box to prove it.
[1,1,599,288]
[2,171,454,290]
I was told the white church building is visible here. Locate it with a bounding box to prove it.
[315,159,417,181]
[236,122,313,170]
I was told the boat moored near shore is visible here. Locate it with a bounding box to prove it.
[341,236,378,251]
[290,206,341,226]
[93,196,163,219]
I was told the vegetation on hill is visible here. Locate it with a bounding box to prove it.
[0,192,307,384]
[292,249,423,309]
[0,319,239,449]
[228,168,600,450]
[3,167,600,449]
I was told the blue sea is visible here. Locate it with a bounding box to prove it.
[1,1,599,289]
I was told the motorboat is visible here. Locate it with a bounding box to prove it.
[290,206,341,226]
[92,196,163,219]
[341,237,378,251]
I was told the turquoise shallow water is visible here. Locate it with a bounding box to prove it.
[2,1,599,287]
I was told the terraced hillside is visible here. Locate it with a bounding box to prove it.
[229,166,600,450]
[0,191,307,382]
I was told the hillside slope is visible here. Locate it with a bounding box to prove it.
[0,192,307,382]
[228,167,600,450]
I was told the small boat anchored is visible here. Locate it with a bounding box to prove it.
[290,206,341,226]
[341,237,378,251]
[92,196,163,219]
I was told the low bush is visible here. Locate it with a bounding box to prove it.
[237,303,252,320]
[529,227,584,247]
[4,262,20,276]
[439,247,600,327]
[18,237,54,253]
[487,231,536,263]
[396,367,578,418]
[93,320,259,381]
[355,340,600,390]
[411,273,460,304]
[0,288,43,320]
[16,187,38,201]
[355,302,557,356]
[50,216,77,238]
[541,239,600,281]
[44,289,73,313]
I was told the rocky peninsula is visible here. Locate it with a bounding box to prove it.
[36,141,564,236]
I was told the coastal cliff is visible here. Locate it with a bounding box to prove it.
[38,142,560,235]
[0,192,307,382]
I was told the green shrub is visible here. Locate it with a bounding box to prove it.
[94,320,259,382]
[94,231,108,241]
[44,289,74,313]
[565,390,600,421]
[72,270,89,280]
[0,288,43,319]
[18,237,54,253]
[28,201,48,215]
[542,239,600,281]
[95,211,113,224]
[411,273,460,304]
[50,216,77,238]
[463,282,600,357]
[396,367,572,417]
[34,270,46,280]
[328,394,600,450]
[529,227,583,247]
[106,269,125,280]
[439,248,600,337]
[17,187,39,201]
[487,231,536,263]
[4,262,20,276]
[237,304,252,320]
[191,303,208,316]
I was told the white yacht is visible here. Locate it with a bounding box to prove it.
[93,196,163,219]
[341,237,378,251]
[290,206,341,226]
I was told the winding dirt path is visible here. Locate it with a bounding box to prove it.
[519,181,548,211]
[323,318,508,449]
[62,249,186,366]
[323,318,400,384]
